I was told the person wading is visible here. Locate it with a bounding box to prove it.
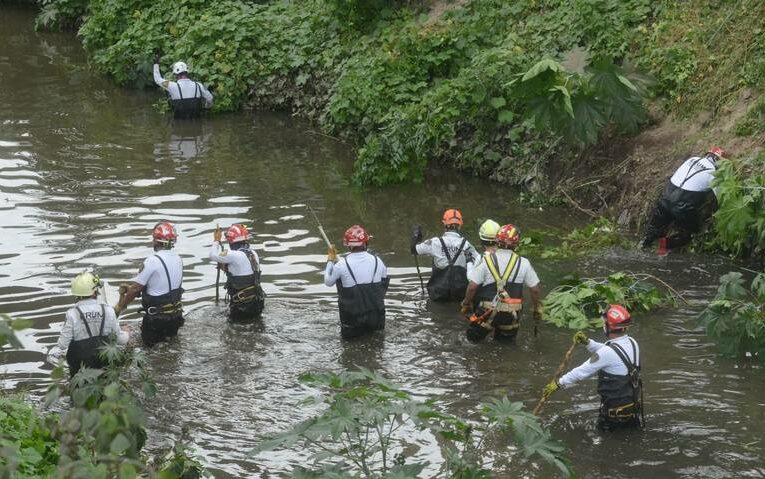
[324,225,390,339]
[209,223,265,321]
[115,222,184,346]
[461,224,542,342]
[54,272,129,377]
[542,305,644,431]
[411,209,478,302]
[153,55,213,119]
[641,146,727,251]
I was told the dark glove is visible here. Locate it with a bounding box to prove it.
[410,225,423,255]
[152,51,162,64]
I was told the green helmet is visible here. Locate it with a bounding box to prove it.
[71,272,100,297]
[479,219,500,241]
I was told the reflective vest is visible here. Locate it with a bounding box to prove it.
[65,305,109,377]
[427,237,468,302]
[597,338,643,426]
[336,254,389,336]
[170,82,205,119]
[141,255,184,319]
[471,251,523,336]
[225,249,265,318]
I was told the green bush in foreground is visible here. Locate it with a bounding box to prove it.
[252,369,571,478]
[698,271,765,362]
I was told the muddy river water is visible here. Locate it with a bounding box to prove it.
[1,6,764,478]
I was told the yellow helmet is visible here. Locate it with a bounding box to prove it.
[71,272,100,297]
[479,219,501,241]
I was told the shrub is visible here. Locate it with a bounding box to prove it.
[698,271,765,362]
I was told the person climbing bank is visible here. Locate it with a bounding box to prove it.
[641,146,727,250]
[411,209,478,302]
[53,272,129,377]
[461,223,542,342]
[542,305,644,431]
[324,225,390,339]
[153,55,213,119]
[209,223,265,321]
[115,222,185,346]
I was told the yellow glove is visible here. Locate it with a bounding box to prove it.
[327,245,338,262]
[542,380,559,400]
[573,331,589,345]
[213,226,223,243]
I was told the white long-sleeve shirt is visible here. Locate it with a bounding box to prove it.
[558,335,640,388]
[415,231,478,269]
[54,298,128,357]
[324,252,387,288]
[153,64,213,108]
[208,242,260,276]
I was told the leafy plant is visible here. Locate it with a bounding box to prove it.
[709,157,765,259]
[0,396,59,478]
[698,271,765,362]
[543,272,677,329]
[252,369,571,478]
[517,218,624,260]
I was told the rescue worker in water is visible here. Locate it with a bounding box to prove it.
[54,272,129,377]
[324,225,390,339]
[153,55,213,119]
[411,209,478,302]
[641,146,727,251]
[542,305,644,431]
[115,222,185,346]
[460,224,542,341]
[209,223,265,321]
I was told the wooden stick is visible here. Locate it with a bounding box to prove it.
[533,342,578,416]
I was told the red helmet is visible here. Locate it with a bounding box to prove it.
[226,224,251,243]
[604,304,631,330]
[707,146,727,159]
[343,224,369,247]
[152,222,177,245]
[496,224,521,248]
[442,209,463,227]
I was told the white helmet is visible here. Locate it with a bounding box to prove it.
[172,61,189,75]
[71,272,100,297]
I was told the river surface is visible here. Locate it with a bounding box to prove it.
[1,6,764,478]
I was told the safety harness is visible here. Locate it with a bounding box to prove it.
[470,252,522,332]
[227,249,265,306]
[142,255,183,317]
[601,338,644,427]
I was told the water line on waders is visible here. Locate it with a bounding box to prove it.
[533,342,577,416]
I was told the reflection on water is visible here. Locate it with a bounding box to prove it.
[1,5,765,478]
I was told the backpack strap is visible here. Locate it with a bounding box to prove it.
[243,248,261,273]
[75,307,94,338]
[177,81,184,100]
[344,257,359,286]
[608,340,638,373]
[679,157,712,188]
[154,255,173,292]
[98,304,106,336]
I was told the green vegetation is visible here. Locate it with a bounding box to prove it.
[698,271,765,362]
[708,157,765,259]
[518,218,624,260]
[0,319,207,478]
[542,272,678,330]
[253,369,571,478]
[35,0,655,187]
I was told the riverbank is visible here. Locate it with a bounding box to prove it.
[34,0,765,254]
